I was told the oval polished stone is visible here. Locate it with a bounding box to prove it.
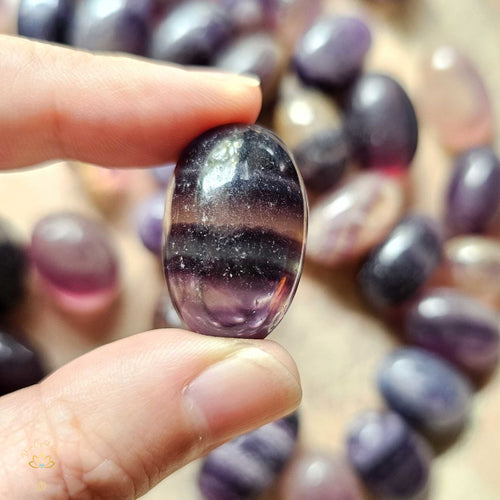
[273,77,341,149]
[378,348,472,438]
[406,288,499,377]
[0,219,27,316]
[31,213,120,313]
[346,411,431,498]
[213,0,266,33]
[294,15,371,90]
[0,0,20,34]
[70,0,153,55]
[445,236,500,308]
[0,329,45,397]
[153,289,184,329]
[345,73,419,170]
[18,0,73,43]
[149,1,232,65]
[164,124,307,338]
[308,173,405,267]
[279,451,365,500]
[417,46,494,152]
[293,128,349,193]
[216,33,286,106]
[358,215,443,308]
[446,147,500,235]
[137,192,165,255]
[199,413,299,500]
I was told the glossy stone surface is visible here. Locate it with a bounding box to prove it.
[164,124,307,338]
[308,173,404,267]
[0,329,45,397]
[417,46,494,152]
[358,215,443,308]
[446,147,500,235]
[151,163,176,187]
[137,192,165,255]
[0,0,20,34]
[345,73,419,170]
[378,348,472,438]
[199,413,299,500]
[216,33,286,105]
[149,1,232,65]
[18,0,73,42]
[292,128,349,193]
[346,411,431,498]
[214,0,266,33]
[294,16,371,90]
[274,77,341,149]
[279,451,364,500]
[31,213,120,313]
[445,236,500,308]
[0,220,27,316]
[153,289,184,329]
[406,288,499,377]
[70,0,153,55]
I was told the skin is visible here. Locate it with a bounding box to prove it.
[0,36,302,499]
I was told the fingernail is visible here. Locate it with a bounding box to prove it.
[194,68,261,88]
[183,346,301,443]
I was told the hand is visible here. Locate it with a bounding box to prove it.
[0,36,301,499]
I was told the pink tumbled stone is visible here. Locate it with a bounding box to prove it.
[279,451,365,500]
[445,236,500,309]
[0,0,19,34]
[307,173,405,267]
[417,46,494,152]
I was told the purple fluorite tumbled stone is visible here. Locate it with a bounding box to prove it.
[347,411,431,499]
[149,1,232,65]
[279,451,365,500]
[18,0,73,43]
[70,0,153,55]
[0,329,45,397]
[358,215,443,308]
[136,192,165,255]
[378,348,472,439]
[216,33,286,105]
[153,289,184,329]
[163,124,307,339]
[292,128,350,193]
[199,413,299,500]
[446,147,500,235]
[406,288,499,378]
[294,15,372,90]
[345,73,419,170]
[31,213,120,313]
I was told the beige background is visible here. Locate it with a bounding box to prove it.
[2,0,499,498]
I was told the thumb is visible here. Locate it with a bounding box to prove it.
[0,329,301,499]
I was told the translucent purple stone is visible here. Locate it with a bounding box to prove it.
[0,329,45,397]
[378,348,472,439]
[18,0,73,43]
[406,288,499,378]
[446,147,500,235]
[216,32,286,105]
[346,411,431,499]
[199,413,299,500]
[70,0,153,55]
[0,220,27,315]
[136,192,165,255]
[292,128,349,193]
[149,1,232,65]
[151,163,176,187]
[358,215,443,308]
[294,15,372,90]
[31,213,120,313]
[163,124,307,339]
[153,289,184,329]
[345,73,419,170]
[279,451,365,500]
[213,0,267,33]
